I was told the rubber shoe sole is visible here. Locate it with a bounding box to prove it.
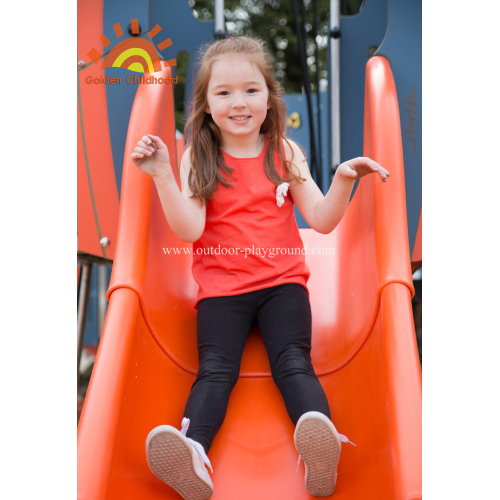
[146,425,214,500]
[294,412,341,497]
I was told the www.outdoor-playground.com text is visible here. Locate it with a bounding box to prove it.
[162,245,335,259]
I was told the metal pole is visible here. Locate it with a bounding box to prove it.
[214,0,225,39]
[329,0,341,175]
[77,262,92,388]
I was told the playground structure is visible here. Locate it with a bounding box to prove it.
[77,1,422,498]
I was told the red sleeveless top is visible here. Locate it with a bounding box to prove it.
[192,137,310,308]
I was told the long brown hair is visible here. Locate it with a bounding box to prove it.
[184,36,304,203]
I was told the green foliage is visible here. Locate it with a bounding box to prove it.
[190,0,330,93]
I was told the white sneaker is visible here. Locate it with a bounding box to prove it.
[146,418,214,500]
[294,412,354,497]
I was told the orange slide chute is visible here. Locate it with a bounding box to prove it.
[78,57,421,499]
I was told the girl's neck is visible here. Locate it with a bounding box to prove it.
[220,133,266,158]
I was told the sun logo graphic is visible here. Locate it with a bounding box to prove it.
[87,19,176,74]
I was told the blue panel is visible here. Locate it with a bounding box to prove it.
[376,0,422,254]
[338,0,388,167]
[103,0,150,37]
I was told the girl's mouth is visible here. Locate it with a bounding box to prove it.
[230,116,250,121]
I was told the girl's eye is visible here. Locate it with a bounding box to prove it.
[218,91,229,96]
[247,89,257,94]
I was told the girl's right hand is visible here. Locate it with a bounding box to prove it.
[131,134,172,179]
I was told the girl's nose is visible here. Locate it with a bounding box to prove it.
[231,93,247,108]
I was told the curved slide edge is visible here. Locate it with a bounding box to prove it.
[77,288,141,500]
[364,55,422,499]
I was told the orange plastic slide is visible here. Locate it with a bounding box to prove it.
[77,56,421,499]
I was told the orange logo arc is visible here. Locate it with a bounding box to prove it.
[87,19,177,74]
[103,37,163,73]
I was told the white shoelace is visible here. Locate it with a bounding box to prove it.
[180,418,214,473]
[296,432,356,473]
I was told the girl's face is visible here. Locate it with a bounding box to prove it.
[205,54,271,145]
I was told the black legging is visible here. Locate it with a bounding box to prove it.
[184,283,331,453]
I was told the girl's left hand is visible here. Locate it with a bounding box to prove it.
[337,157,390,183]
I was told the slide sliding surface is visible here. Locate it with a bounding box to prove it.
[78,57,421,499]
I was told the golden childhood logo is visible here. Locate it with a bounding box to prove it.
[85,18,178,85]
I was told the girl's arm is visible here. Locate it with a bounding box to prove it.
[131,134,206,242]
[286,139,389,234]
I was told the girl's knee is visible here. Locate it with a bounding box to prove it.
[196,356,240,386]
[270,349,315,381]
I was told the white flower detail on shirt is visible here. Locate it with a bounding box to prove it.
[276,182,290,207]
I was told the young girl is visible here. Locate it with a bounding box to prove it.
[131,36,389,500]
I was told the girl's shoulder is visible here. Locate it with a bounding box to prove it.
[281,136,306,163]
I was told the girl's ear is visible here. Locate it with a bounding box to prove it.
[205,105,211,114]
